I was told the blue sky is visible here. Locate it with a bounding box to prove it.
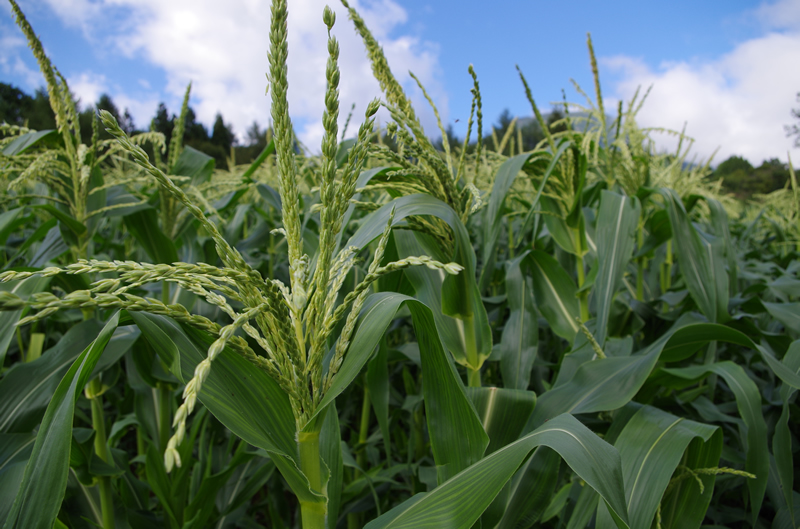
[2,0,800,165]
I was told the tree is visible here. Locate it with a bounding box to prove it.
[0,83,34,126]
[210,113,235,151]
[712,154,788,199]
[151,102,174,145]
[246,121,267,148]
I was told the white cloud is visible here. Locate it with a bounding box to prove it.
[0,22,41,89]
[603,0,800,166]
[66,71,107,108]
[37,0,446,149]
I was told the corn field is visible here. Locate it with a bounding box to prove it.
[1,0,799,527]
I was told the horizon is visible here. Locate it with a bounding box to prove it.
[2,0,800,167]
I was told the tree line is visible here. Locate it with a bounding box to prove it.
[1,81,793,198]
[0,82,267,169]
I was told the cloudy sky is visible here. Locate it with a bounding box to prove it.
[1,0,799,166]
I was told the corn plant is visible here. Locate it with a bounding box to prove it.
[3,0,800,527]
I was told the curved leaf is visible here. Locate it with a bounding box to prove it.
[479,142,570,290]
[0,320,136,433]
[594,190,640,346]
[363,414,629,529]
[2,312,119,529]
[496,254,538,390]
[315,292,488,484]
[595,406,720,529]
[128,312,323,506]
[527,319,773,431]
[523,250,579,341]
[660,361,768,524]
[349,195,492,370]
[659,189,728,323]
[0,276,50,364]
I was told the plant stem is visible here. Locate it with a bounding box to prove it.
[357,386,371,466]
[156,382,171,453]
[704,341,718,396]
[89,378,115,529]
[464,314,482,387]
[636,221,645,301]
[298,430,326,529]
[576,255,590,322]
[348,384,372,528]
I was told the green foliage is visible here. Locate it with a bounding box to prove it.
[713,154,790,198]
[0,1,798,528]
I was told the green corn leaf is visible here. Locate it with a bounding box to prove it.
[0,275,49,364]
[594,190,640,346]
[495,446,562,529]
[705,197,737,296]
[466,386,536,456]
[540,195,580,255]
[30,204,86,237]
[3,216,54,268]
[467,386,537,528]
[566,484,601,529]
[129,312,325,508]
[171,146,214,185]
[28,225,68,267]
[350,195,492,371]
[0,320,136,433]
[0,434,34,525]
[660,362,768,524]
[774,341,800,527]
[0,208,22,244]
[363,414,629,529]
[496,254,538,390]
[523,250,579,342]
[480,153,534,292]
[763,302,800,335]
[123,208,179,264]
[479,141,570,291]
[2,312,119,529]
[367,340,391,458]
[1,130,58,155]
[527,318,780,431]
[659,189,728,323]
[241,139,275,182]
[595,406,721,529]
[658,425,725,528]
[314,292,488,484]
[393,230,488,373]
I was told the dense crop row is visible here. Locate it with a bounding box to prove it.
[1,0,799,528]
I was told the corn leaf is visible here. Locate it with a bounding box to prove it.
[0,320,136,434]
[774,340,800,527]
[495,254,538,390]
[315,292,488,484]
[2,312,119,529]
[123,208,179,264]
[659,189,729,323]
[494,446,562,529]
[363,414,630,529]
[0,276,49,364]
[660,361,768,524]
[350,195,492,370]
[523,250,579,342]
[129,312,325,507]
[595,406,721,529]
[594,190,640,346]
